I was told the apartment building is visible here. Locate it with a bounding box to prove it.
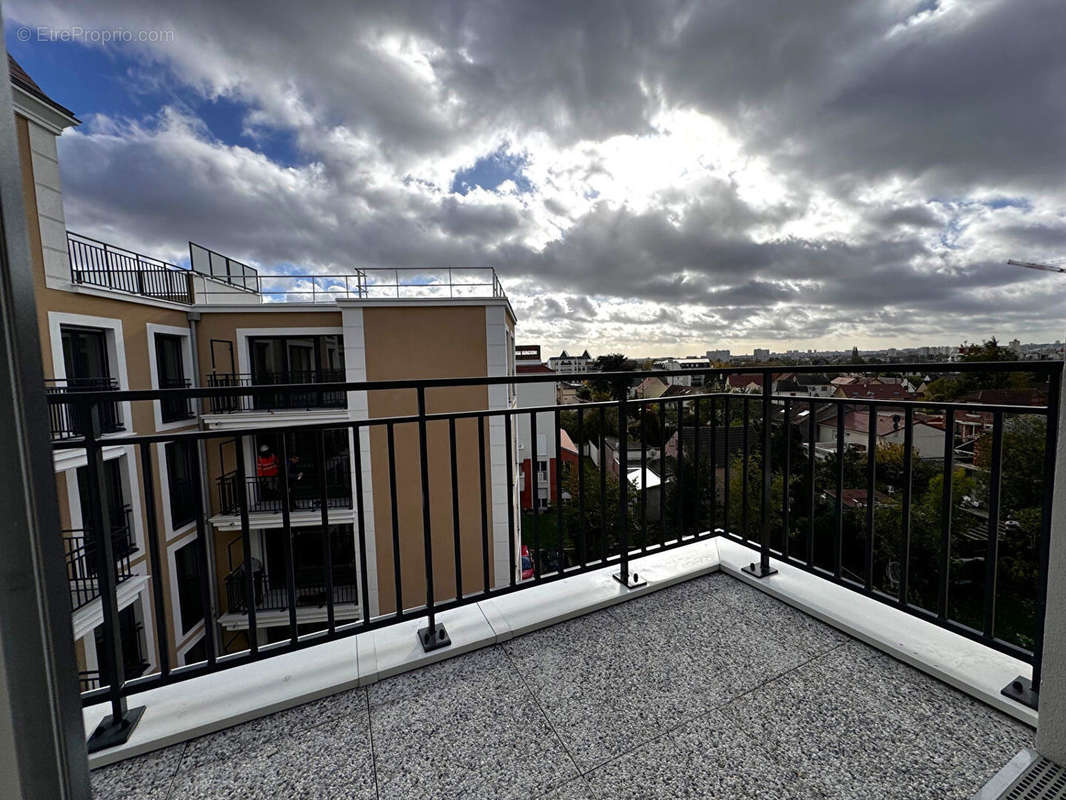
[652,356,711,387]
[14,58,520,670]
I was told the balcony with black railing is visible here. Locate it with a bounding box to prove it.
[216,466,353,515]
[48,363,1061,796]
[45,377,124,440]
[224,565,359,614]
[159,377,195,423]
[206,370,347,413]
[68,231,194,304]
[63,507,136,611]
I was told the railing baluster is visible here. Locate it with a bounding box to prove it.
[782,399,791,560]
[531,410,540,579]
[676,397,685,539]
[81,398,139,749]
[353,427,371,625]
[387,422,403,613]
[723,395,731,537]
[938,408,955,621]
[744,372,776,578]
[1031,373,1061,698]
[478,416,490,594]
[599,406,607,562]
[658,399,666,546]
[416,386,448,651]
[709,396,718,534]
[577,405,586,566]
[555,407,563,565]
[808,399,816,567]
[138,443,170,678]
[834,402,845,579]
[742,395,750,540]
[278,435,299,642]
[234,435,258,652]
[449,418,463,601]
[983,412,1004,639]
[693,396,701,536]
[865,402,877,591]
[640,399,648,551]
[505,412,516,586]
[899,406,914,607]
[188,441,217,667]
[613,377,641,587]
[317,429,335,634]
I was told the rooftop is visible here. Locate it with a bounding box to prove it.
[90,571,1029,799]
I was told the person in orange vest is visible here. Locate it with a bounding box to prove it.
[257,444,280,502]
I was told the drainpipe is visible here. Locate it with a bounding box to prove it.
[1036,365,1066,763]
[187,310,221,657]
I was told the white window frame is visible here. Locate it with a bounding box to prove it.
[233,326,343,375]
[64,446,147,558]
[48,311,131,437]
[146,322,195,432]
[176,627,207,666]
[155,440,198,542]
[166,529,204,644]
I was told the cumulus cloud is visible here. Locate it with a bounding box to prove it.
[8,0,1066,355]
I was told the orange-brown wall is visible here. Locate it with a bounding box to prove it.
[18,113,197,666]
[362,305,494,613]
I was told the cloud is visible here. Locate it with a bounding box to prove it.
[8,0,1066,355]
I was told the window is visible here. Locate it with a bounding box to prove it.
[155,333,192,422]
[174,540,204,635]
[76,459,132,560]
[246,335,345,409]
[62,326,110,383]
[165,441,197,529]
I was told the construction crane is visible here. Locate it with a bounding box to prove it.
[1007,258,1066,274]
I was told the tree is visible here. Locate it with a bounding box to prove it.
[589,353,638,396]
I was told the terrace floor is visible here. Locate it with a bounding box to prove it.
[91,572,1031,799]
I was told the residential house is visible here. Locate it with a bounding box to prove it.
[652,356,711,387]
[547,349,593,373]
[816,408,945,458]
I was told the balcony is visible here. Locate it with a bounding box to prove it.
[63,507,135,611]
[45,377,124,440]
[67,231,194,304]
[205,370,347,413]
[224,565,359,613]
[43,362,1060,794]
[159,377,195,423]
[89,567,1030,799]
[216,468,353,515]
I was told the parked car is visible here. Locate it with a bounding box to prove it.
[521,545,534,580]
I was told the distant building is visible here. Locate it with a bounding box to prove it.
[705,349,731,362]
[653,357,711,387]
[515,344,542,363]
[631,376,669,399]
[753,348,770,361]
[548,349,593,373]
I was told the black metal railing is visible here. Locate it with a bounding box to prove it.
[217,468,353,514]
[46,360,1061,752]
[68,232,194,304]
[206,370,347,412]
[159,377,194,423]
[225,565,359,613]
[45,377,123,440]
[64,507,135,611]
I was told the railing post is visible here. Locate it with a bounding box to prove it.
[613,376,645,589]
[416,385,450,651]
[82,398,145,752]
[1006,368,1061,710]
[743,371,777,579]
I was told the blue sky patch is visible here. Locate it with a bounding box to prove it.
[451,146,532,195]
[6,32,304,167]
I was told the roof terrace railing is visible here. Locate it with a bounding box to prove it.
[47,360,1061,752]
[68,232,194,304]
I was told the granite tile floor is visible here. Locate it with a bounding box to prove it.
[91,572,1033,799]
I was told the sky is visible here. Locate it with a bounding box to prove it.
[7,0,1066,358]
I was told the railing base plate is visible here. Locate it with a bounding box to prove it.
[418,622,451,653]
[612,571,647,589]
[87,705,145,753]
[1002,676,1039,710]
[741,561,778,579]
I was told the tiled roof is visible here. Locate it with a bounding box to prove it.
[516,363,555,374]
[8,55,78,119]
[836,381,913,400]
